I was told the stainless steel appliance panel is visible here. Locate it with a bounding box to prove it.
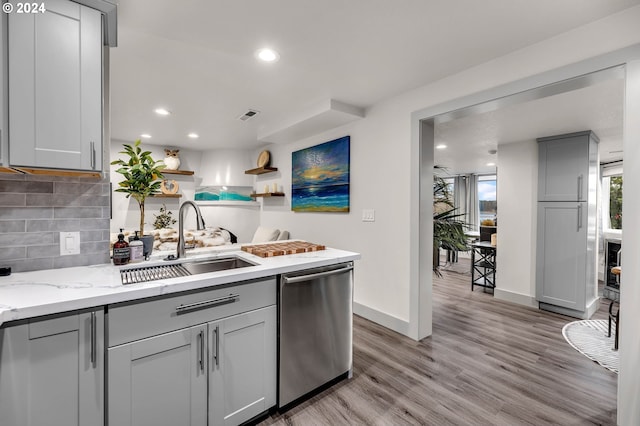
[278,262,353,408]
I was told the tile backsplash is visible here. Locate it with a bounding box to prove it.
[0,173,110,272]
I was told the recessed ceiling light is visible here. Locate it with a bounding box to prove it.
[436,144,447,150]
[188,133,199,139]
[140,133,151,139]
[255,48,279,63]
[154,108,171,116]
[487,162,496,167]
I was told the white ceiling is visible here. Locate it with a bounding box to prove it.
[434,77,625,175]
[110,0,639,152]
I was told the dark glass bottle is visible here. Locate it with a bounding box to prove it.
[113,228,130,265]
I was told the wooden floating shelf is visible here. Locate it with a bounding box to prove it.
[162,169,194,176]
[250,192,285,198]
[2,167,101,178]
[244,166,278,175]
[150,193,182,198]
[0,166,23,174]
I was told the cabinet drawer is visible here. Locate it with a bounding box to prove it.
[108,277,276,347]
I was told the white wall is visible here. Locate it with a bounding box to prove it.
[257,112,414,331]
[199,149,254,187]
[495,141,539,307]
[198,149,260,240]
[618,59,640,426]
[198,204,259,243]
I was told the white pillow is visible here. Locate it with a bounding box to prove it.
[277,230,290,240]
[251,226,280,243]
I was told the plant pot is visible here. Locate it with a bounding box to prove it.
[129,235,155,257]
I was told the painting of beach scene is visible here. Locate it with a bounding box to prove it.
[292,136,350,212]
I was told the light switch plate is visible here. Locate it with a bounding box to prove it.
[59,232,80,256]
[362,209,375,222]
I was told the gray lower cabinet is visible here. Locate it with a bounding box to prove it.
[0,309,105,426]
[107,324,208,426]
[536,202,588,311]
[209,306,277,426]
[7,0,103,171]
[107,278,277,426]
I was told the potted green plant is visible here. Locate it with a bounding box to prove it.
[153,204,177,229]
[111,140,165,255]
[433,172,469,276]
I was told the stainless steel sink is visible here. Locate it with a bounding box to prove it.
[120,256,256,285]
[180,257,255,275]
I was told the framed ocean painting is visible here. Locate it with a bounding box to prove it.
[291,136,350,212]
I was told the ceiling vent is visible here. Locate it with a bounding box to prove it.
[238,109,260,121]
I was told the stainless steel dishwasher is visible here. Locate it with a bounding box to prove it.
[278,262,354,409]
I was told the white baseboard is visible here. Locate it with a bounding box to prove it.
[539,298,600,319]
[586,297,600,319]
[494,288,539,308]
[353,302,410,337]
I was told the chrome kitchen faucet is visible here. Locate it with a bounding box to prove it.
[176,200,206,259]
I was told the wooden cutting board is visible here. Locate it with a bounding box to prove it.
[241,240,326,258]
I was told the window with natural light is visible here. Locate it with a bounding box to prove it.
[478,175,497,224]
[443,177,455,204]
[603,175,623,231]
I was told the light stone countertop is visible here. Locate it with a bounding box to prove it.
[0,244,360,327]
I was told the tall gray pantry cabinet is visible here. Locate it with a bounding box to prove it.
[7,0,103,170]
[0,309,105,426]
[536,131,599,319]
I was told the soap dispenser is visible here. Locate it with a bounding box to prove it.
[129,231,144,263]
[113,229,130,265]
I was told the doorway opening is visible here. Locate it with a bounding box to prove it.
[413,53,640,421]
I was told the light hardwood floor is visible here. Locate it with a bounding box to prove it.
[260,264,617,425]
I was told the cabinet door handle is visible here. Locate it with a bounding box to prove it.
[90,142,96,170]
[175,294,239,314]
[213,325,220,368]
[198,330,204,372]
[577,175,583,201]
[90,312,97,367]
[577,204,583,231]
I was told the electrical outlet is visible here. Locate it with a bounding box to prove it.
[60,232,80,256]
[362,209,375,222]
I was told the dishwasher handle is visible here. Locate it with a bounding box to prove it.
[282,263,353,284]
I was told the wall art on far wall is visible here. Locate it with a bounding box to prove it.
[291,136,350,212]
[195,186,254,202]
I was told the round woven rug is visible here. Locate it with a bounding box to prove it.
[562,319,618,374]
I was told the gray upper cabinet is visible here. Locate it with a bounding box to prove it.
[537,131,599,202]
[8,0,103,171]
[0,309,105,426]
